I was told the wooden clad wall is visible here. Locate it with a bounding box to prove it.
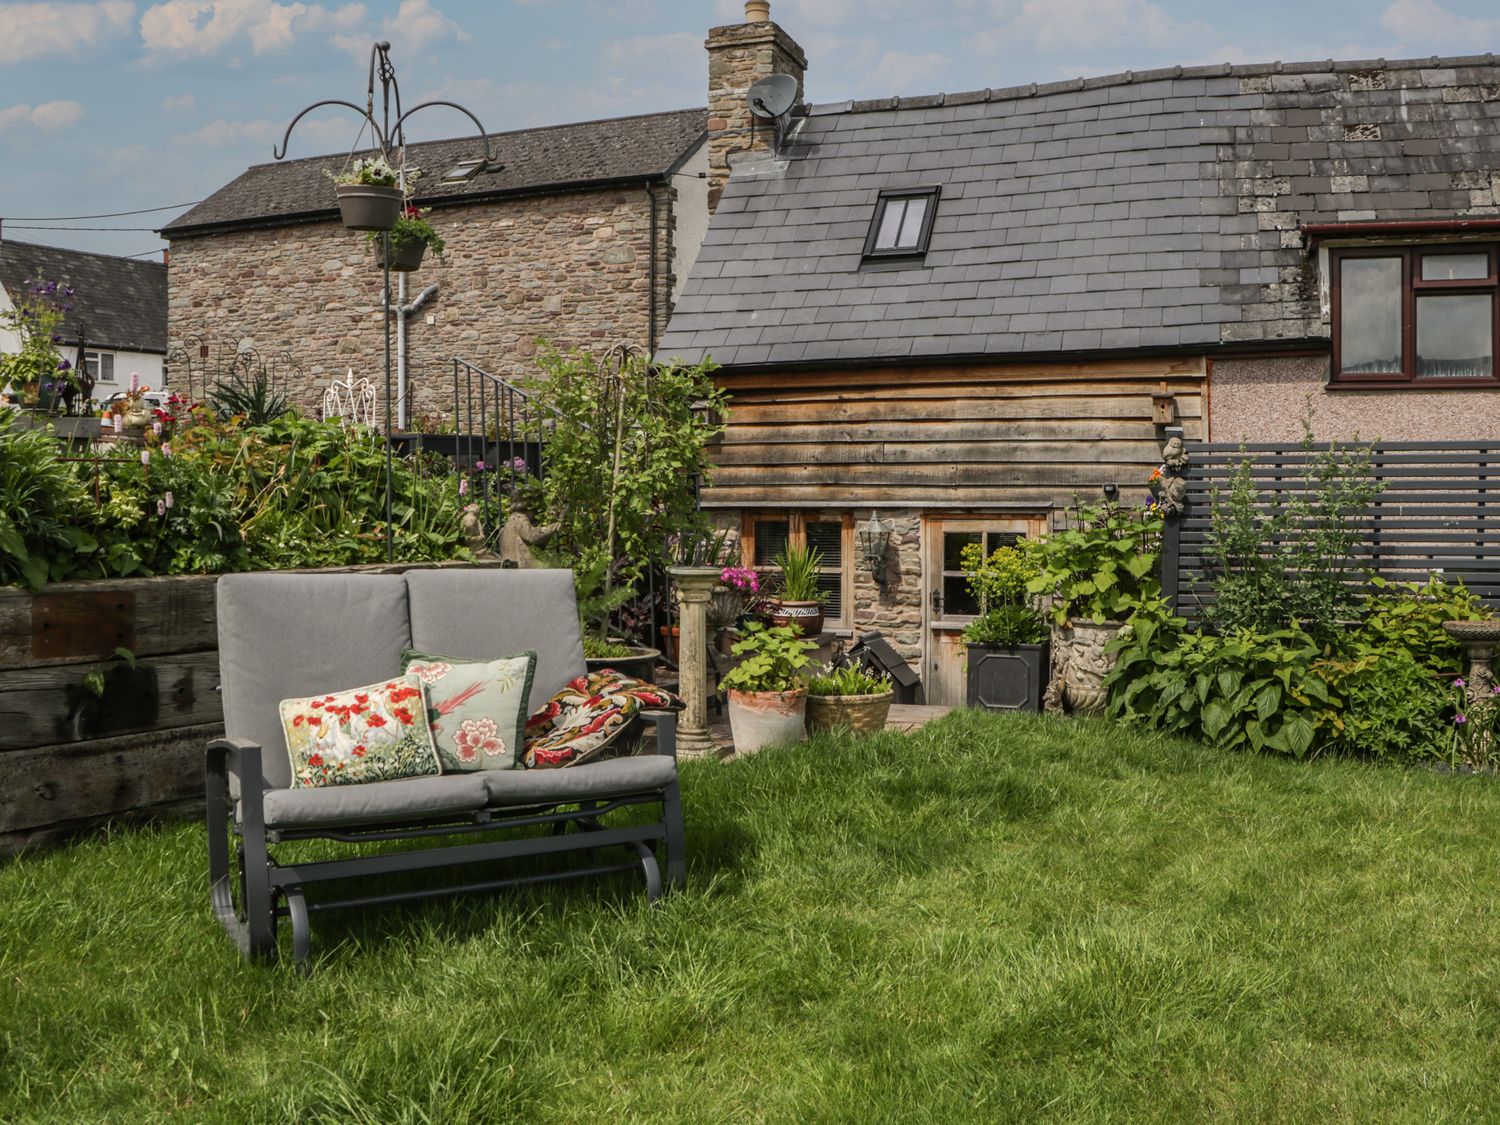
[703,358,1207,509]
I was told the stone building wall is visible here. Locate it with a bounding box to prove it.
[704,14,807,213]
[166,183,673,421]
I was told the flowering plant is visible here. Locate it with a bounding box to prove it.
[720,565,759,593]
[0,278,81,406]
[330,155,399,187]
[1448,675,1500,770]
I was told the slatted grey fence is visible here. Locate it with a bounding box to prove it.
[1161,441,1500,617]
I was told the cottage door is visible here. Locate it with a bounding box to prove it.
[922,515,1048,708]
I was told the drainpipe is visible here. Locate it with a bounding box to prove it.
[391,278,439,430]
[648,182,659,354]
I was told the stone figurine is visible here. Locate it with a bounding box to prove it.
[1155,435,1190,517]
[497,505,560,569]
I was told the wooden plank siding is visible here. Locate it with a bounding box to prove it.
[703,358,1207,509]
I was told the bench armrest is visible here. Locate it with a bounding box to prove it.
[206,736,268,830]
[638,710,677,761]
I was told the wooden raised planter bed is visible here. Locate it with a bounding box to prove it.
[0,561,499,857]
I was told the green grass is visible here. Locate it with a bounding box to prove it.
[5,710,1500,1122]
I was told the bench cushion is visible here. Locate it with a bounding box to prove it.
[481,754,677,806]
[259,773,491,829]
[219,573,413,790]
[404,568,587,705]
[404,650,536,772]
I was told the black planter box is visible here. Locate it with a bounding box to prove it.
[966,641,1049,713]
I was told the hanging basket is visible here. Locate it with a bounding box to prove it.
[335,183,402,231]
[375,238,427,272]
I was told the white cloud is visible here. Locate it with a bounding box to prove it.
[139,0,366,55]
[605,30,699,67]
[161,92,195,109]
[0,1,135,64]
[169,115,274,146]
[1004,0,1206,51]
[868,49,950,94]
[0,99,85,131]
[390,0,467,49]
[1380,0,1500,47]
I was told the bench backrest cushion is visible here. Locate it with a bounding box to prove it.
[404,568,587,706]
[218,573,414,790]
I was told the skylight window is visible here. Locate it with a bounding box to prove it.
[864,187,940,258]
[440,158,485,184]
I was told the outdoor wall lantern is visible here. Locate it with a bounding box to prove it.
[857,511,894,588]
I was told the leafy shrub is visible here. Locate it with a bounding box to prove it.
[959,540,1046,644]
[1344,576,1491,676]
[808,664,891,697]
[773,544,826,602]
[1316,650,1449,762]
[719,622,817,695]
[0,408,94,589]
[962,605,1047,646]
[1027,502,1162,625]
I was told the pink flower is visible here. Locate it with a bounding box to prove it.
[140,449,150,466]
[458,477,469,497]
[152,421,163,436]
[1455,714,1468,725]
[1456,678,1467,688]
[156,499,166,517]
[411,661,451,684]
[161,443,172,458]
[454,717,504,762]
[163,490,174,510]
[129,372,139,393]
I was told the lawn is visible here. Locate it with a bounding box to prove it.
[4,710,1499,1122]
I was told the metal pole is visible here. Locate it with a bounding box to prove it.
[383,232,394,563]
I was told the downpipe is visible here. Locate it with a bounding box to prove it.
[389,278,439,431]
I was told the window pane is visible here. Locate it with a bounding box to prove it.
[874,200,906,249]
[896,196,928,247]
[943,575,979,618]
[805,520,842,567]
[816,572,843,621]
[943,531,981,571]
[1416,294,1494,377]
[1339,257,1403,374]
[1422,253,1490,281]
[752,519,789,566]
[100,354,114,381]
[984,530,1022,552]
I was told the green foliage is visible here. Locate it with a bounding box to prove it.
[719,621,817,694]
[1316,649,1450,762]
[581,636,635,660]
[0,407,93,589]
[367,207,445,259]
[527,347,726,583]
[1345,575,1491,676]
[209,368,291,424]
[0,278,78,402]
[562,545,637,642]
[962,605,1048,646]
[807,664,890,697]
[1026,502,1163,625]
[772,544,825,602]
[1203,424,1382,638]
[1109,625,1340,758]
[1447,675,1500,771]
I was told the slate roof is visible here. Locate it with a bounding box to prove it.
[162,107,706,237]
[0,240,167,353]
[659,54,1500,369]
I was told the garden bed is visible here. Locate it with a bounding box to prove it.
[4,710,1500,1119]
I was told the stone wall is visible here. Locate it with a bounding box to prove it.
[851,510,923,663]
[166,183,676,422]
[1211,353,1500,443]
[705,15,807,213]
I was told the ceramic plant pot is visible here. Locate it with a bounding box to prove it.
[804,689,893,735]
[726,687,807,754]
[1050,621,1124,715]
[336,183,402,231]
[766,599,824,638]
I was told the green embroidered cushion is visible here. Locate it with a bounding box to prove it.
[403,649,537,772]
[279,674,440,789]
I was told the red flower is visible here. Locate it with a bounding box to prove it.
[366,714,387,728]
[307,753,324,766]
[353,745,366,757]
[292,715,304,727]
[393,706,413,724]
[310,700,323,709]
[354,693,370,704]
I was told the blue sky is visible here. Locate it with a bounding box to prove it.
[3,0,1499,260]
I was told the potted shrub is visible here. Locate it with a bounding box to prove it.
[369,206,445,272]
[961,538,1049,711]
[1027,501,1163,714]
[329,155,403,231]
[570,548,660,681]
[719,621,818,754]
[768,544,827,637]
[805,663,893,734]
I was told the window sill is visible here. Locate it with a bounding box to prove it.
[1327,376,1500,391]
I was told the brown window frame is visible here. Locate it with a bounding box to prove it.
[1330,244,1500,388]
[740,512,855,631]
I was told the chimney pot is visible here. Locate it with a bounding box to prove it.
[744,1,770,22]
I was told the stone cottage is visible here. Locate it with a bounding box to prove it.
[0,239,168,395]
[660,3,1500,704]
[161,108,708,424]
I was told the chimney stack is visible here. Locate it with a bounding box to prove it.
[704,1,807,213]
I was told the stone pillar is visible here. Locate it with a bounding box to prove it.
[705,2,808,214]
[667,566,722,758]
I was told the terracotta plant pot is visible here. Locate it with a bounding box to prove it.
[335,183,402,231]
[766,599,824,638]
[805,689,893,735]
[376,238,427,272]
[726,687,807,755]
[659,625,681,665]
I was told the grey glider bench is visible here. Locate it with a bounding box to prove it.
[205,568,685,964]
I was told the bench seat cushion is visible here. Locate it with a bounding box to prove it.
[259,773,491,829]
[481,755,677,806]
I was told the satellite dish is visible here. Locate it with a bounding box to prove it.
[747,73,798,120]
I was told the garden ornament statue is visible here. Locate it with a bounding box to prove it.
[497,495,560,569]
[1155,435,1189,517]
[460,504,499,560]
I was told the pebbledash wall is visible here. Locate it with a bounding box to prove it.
[1211,354,1500,443]
[166,181,685,421]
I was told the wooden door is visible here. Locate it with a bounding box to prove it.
[922,515,1048,707]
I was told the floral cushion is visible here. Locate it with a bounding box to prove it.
[403,649,536,772]
[280,674,439,789]
[524,670,684,769]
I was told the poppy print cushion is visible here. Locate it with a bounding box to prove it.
[279,674,439,789]
[402,650,537,772]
